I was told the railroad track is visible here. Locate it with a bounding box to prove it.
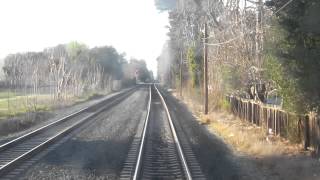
[121,84,205,180]
[0,87,136,179]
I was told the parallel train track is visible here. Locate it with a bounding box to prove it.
[121,84,205,180]
[0,84,205,180]
[0,87,136,179]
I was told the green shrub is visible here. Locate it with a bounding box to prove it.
[187,46,200,88]
[263,54,304,113]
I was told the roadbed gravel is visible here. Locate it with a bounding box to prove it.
[22,87,148,179]
[0,88,133,145]
[161,88,264,180]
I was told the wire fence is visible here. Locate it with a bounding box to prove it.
[227,96,320,155]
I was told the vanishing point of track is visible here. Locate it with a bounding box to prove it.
[0,84,205,180]
[120,84,205,180]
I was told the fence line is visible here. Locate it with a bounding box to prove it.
[227,96,320,155]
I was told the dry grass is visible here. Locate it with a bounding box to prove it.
[0,94,52,119]
[0,90,110,137]
[173,90,303,157]
[202,111,303,156]
[172,89,320,180]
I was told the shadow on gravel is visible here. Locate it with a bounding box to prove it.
[0,111,54,138]
[161,90,248,180]
[31,137,132,178]
[162,90,320,180]
[24,87,147,180]
[248,154,320,180]
[87,94,105,101]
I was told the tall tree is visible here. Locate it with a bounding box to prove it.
[266,0,320,112]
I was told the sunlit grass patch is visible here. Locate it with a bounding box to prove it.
[0,88,110,120]
[202,111,301,156]
[0,93,52,119]
[172,90,302,157]
[0,91,19,99]
[0,89,112,136]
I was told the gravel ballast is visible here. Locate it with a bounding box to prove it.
[22,87,148,180]
[0,88,133,145]
[161,89,264,180]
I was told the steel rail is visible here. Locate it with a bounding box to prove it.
[132,84,192,180]
[0,87,134,153]
[0,113,94,176]
[154,84,192,180]
[132,85,151,180]
[0,87,136,177]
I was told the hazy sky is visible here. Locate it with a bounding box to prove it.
[0,0,169,73]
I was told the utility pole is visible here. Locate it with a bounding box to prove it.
[203,23,208,115]
[255,0,263,68]
[180,50,183,98]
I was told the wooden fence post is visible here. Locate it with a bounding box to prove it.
[267,108,270,133]
[228,96,320,153]
[304,115,310,150]
[251,102,254,123]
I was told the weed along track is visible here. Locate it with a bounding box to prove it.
[0,88,136,179]
[120,84,205,180]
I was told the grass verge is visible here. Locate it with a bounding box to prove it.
[0,89,111,138]
[172,89,320,180]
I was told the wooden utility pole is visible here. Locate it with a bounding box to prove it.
[180,50,183,97]
[255,0,263,68]
[203,23,208,114]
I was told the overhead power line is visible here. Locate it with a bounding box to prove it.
[274,0,294,14]
[204,35,242,46]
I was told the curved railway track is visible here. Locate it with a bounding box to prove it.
[121,84,205,180]
[0,87,136,179]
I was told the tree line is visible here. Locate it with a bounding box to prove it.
[156,0,320,114]
[2,42,151,103]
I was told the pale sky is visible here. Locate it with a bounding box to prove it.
[0,0,169,73]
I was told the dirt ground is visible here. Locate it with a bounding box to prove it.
[7,86,320,180]
[171,90,320,180]
[23,87,149,179]
[0,89,129,145]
